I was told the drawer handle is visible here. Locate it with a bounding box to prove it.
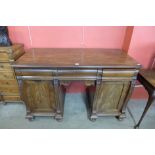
[75,63,79,66]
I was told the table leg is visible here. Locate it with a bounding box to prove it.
[134,96,154,129]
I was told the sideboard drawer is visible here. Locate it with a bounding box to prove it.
[102,69,138,80]
[57,69,99,80]
[15,69,56,77]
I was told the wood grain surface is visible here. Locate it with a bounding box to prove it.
[0,43,25,102]
[95,81,130,114]
[13,48,140,68]
[22,80,56,113]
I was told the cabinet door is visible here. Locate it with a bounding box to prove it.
[94,81,130,115]
[21,80,57,113]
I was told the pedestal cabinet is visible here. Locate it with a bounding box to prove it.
[21,80,65,121]
[15,69,66,121]
[87,69,137,121]
[0,44,25,103]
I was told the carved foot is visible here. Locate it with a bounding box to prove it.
[56,118,63,122]
[116,116,123,121]
[55,114,63,122]
[28,117,34,121]
[89,114,97,122]
[116,114,126,121]
[89,118,97,122]
[26,114,35,121]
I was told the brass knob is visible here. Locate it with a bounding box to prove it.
[75,63,79,66]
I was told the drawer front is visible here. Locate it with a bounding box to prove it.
[57,69,99,80]
[0,52,9,62]
[15,69,56,77]
[102,69,137,80]
[0,63,12,71]
[15,69,99,81]
[0,71,15,79]
[16,71,54,77]
[3,95,21,102]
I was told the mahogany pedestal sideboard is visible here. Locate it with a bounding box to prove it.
[0,43,25,104]
[12,48,140,121]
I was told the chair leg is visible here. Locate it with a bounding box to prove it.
[134,96,154,129]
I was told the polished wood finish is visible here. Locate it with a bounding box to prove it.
[87,81,130,117]
[12,48,140,121]
[135,69,155,128]
[21,80,65,120]
[22,81,56,113]
[102,69,135,78]
[0,43,25,103]
[13,48,139,68]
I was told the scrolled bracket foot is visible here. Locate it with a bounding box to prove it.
[89,118,97,122]
[89,113,98,122]
[55,114,63,122]
[116,113,126,121]
[26,113,35,121]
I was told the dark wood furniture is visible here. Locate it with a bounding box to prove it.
[12,48,140,121]
[134,69,155,128]
[0,43,25,104]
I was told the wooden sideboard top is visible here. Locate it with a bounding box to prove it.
[12,48,141,68]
